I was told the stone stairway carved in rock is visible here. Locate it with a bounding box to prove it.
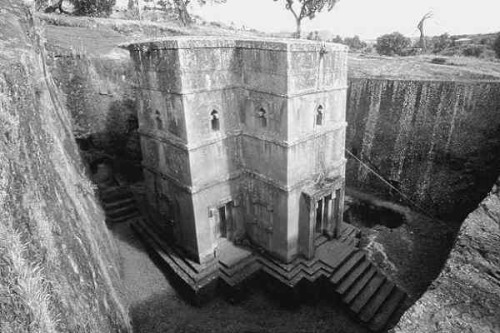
[100,186,141,223]
[327,248,408,332]
[131,217,408,332]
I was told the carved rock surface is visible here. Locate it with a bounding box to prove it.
[394,178,500,333]
[0,1,130,332]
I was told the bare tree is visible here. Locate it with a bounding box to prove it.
[417,11,432,51]
[274,0,339,38]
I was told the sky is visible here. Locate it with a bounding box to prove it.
[191,0,500,39]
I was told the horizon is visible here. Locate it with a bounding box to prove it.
[191,0,500,39]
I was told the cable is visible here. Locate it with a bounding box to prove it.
[345,148,450,227]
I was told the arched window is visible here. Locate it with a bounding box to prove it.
[316,105,324,126]
[210,110,220,131]
[257,107,267,128]
[155,110,163,130]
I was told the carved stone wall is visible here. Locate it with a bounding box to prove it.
[129,38,348,264]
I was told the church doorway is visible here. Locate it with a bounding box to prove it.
[214,201,233,241]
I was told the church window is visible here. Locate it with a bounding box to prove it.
[316,105,324,126]
[210,110,220,131]
[257,107,267,128]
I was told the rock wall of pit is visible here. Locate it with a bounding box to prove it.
[346,78,500,222]
[394,176,500,333]
[0,1,130,332]
[45,31,141,179]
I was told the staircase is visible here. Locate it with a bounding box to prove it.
[217,242,260,287]
[327,248,408,332]
[100,186,140,223]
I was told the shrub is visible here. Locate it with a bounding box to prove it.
[330,35,344,44]
[343,36,367,51]
[430,57,447,65]
[375,32,412,56]
[40,0,116,17]
[431,33,453,53]
[462,45,484,57]
[494,34,500,58]
[72,0,116,16]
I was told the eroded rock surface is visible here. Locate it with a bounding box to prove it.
[346,78,500,222]
[0,1,130,332]
[394,178,500,333]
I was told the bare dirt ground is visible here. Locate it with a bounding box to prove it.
[111,222,370,333]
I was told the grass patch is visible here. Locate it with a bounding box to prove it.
[0,221,58,333]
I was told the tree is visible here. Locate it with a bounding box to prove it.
[43,0,67,13]
[375,32,412,56]
[343,35,366,51]
[417,11,432,51]
[306,30,320,40]
[274,0,339,38]
[494,34,500,59]
[172,0,227,26]
[431,33,452,54]
[37,0,116,16]
[72,0,116,16]
[330,35,343,44]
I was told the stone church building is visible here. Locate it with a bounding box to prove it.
[130,37,348,265]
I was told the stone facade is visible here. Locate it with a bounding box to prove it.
[128,37,348,264]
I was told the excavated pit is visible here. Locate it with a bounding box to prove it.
[40,20,500,333]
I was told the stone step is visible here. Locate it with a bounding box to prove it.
[340,227,358,242]
[260,264,291,286]
[136,219,217,279]
[342,266,377,304]
[318,243,356,269]
[359,279,395,322]
[257,257,295,279]
[335,260,371,295]
[314,234,329,247]
[220,260,261,287]
[330,251,365,284]
[369,289,407,332]
[131,222,197,287]
[107,205,138,219]
[258,251,320,274]
[134,220,219,288]
[220,254,257,277]
[101,188,133,203]
[257,252,333,287]
[108,211,140,223]
[290,267,330,285]
[350,273,385,314]
[103,196,136,210]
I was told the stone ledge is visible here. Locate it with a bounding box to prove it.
[123,36,348,53]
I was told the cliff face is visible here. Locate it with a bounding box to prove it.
[0,1,130,332]
[394,177,500,333]
[346,78,500,222]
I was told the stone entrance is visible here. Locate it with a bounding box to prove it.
[211,201,234,242]
[301,177,345,259]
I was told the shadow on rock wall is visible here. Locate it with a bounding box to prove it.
[48,51,142,181]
